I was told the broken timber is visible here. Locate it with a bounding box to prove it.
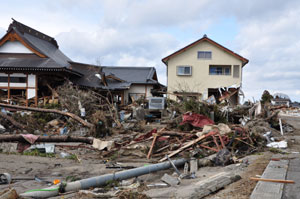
[0,103,94,128]
[0,135,93,144]
[147,128,166,159]
[0,112,25,129]
[250,177,294,184]
[159,134,206,162]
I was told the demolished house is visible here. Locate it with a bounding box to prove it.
[0,19,163,106]
[162,34,249,105]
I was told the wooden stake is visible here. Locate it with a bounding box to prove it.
[250,177,295,184]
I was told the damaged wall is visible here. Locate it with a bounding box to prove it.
[124,84,154,104]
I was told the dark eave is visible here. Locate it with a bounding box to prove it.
[0,67,82,77]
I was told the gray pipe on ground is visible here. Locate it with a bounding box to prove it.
[20,158,187,198]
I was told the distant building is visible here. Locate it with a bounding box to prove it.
[162,35,248,105]
[271,93,291,107]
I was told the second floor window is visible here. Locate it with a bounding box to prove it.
[198,51,212,59]
[209,65,231,75]
[177,66,192,76]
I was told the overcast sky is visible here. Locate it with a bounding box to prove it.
[0,0,299,102]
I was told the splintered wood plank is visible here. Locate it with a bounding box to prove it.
[250,159,289,199]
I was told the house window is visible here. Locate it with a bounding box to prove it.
[198,51,212,59]
[0,77,8,82]
[10,77,26,83]
[177,66,192,76]
[209,65,231,75]
[233,65,240,78]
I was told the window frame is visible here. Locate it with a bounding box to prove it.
[177,65,192,76]
[197,51,212,59]
[10,76,27,83]
[209,65,232,76]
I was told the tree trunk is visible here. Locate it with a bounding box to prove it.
[0,103,94,128]
[0,135,93,144]
[0,112,25,129]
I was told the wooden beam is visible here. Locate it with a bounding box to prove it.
[0,135,93,144]
[7,74,10,103]
[250,177,295,184]
[121,91,124,105]
[35,74,38,106]
[26,74,28,107]
[159,134,206,162]
[147,134,158,159]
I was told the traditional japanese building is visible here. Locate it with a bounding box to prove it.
[0,19,163,106]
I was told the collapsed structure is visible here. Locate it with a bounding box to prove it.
[0,19,163,106]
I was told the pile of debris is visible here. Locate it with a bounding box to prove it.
[0,88,298,198]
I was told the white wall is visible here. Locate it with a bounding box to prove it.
[28,74,36,87]
[0,41,33,53]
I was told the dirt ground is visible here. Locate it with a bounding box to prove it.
[0,144,156,196]
[205,152,271,199]
[1,115,300,198]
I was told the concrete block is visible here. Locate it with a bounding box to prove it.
[190,158,198,174]
[161,173,180,186]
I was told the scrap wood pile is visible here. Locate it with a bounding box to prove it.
[0,83,122,137]
[100,112,263,165]
[100,93,297,163]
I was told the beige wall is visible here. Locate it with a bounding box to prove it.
[124,84,154,104]
[167,41,243,100]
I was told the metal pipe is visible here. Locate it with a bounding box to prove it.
[20,158,187,198]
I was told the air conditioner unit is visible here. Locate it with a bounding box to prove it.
[148,97,165,110]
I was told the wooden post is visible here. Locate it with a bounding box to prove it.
[34,74,38,106]
[26,74,28,107]
[121,91,124,105]
[7,74,10,103]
